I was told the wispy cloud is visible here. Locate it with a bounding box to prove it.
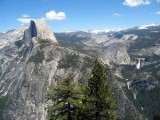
[112,13,122,17]
[123,0,151,7]
[43,10,66,20]
[155,11,160,14]
[17,14,32,24]
[157,0,160,3]
[17,18,32,24]
[22,14,29,18]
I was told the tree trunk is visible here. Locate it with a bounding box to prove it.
[95,101,100,120]
[68,102,72,120]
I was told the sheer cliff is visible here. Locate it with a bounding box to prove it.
[0,20,150,120]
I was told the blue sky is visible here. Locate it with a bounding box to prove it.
[0,0,160,32]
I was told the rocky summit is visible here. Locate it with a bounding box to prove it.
[24,19,57,47]
[0,20,160,120]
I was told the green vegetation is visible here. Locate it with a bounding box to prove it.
[46,51,54,62]
[122,87,142,113]
[14,40,24,48]
[137,87,160,120]
[55,33,86,53]
[84,59,117,119]
[47,59,117,120]
[80,56,94,72]
[47,74,84,120]
[39,40,51,49]
[121,65,136,80]
[58,53,79,68]
[120,58,160,119]
[128,32,160,52]
[28,50,45,63]
[79,56,94,83]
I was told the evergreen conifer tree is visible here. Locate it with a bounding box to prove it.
[47,74,83,120]
[84,59,117,120]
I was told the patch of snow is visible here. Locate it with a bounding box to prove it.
[64,28,121,34]
[65,30,77,33]
[139,24,159,30]
[86,28,121,34]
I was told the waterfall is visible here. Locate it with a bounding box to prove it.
[136,59,141,69]
[135,58,145,69]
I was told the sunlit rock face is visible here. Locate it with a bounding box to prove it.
[31,20,57,43]
[2,20,160,120]
[0,20,95,120]
[0,26,28,49]
[24,19,58,47]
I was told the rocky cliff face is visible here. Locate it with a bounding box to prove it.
[100,42,131,64]
[0,26,28,49]
[24,20,57,47]
[0,20,95,120]
[0,33,3,37]
[0,20,154,120]
[56,25,160,120]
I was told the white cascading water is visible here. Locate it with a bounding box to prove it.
[136,59,141,69]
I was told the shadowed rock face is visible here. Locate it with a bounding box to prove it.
[30,21,37,38]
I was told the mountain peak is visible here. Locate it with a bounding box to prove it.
[24,19,58,46]
[30,19,57,43]
[138,24,160,30]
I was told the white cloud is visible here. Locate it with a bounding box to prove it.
[112,13,122,17]
[123,0,151,7]
[157,0,160,2]
[44,10,66,20]
[17,18,32,24]
[155,11,160,14]
[22,14,29,18]
[17,10,66,24]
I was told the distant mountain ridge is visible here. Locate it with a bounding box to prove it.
[64,28,121,34]
[56,23,160,119]
[62,23,160,34]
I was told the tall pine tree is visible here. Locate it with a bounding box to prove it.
[47,74,83,120]
[85,59,117,120]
